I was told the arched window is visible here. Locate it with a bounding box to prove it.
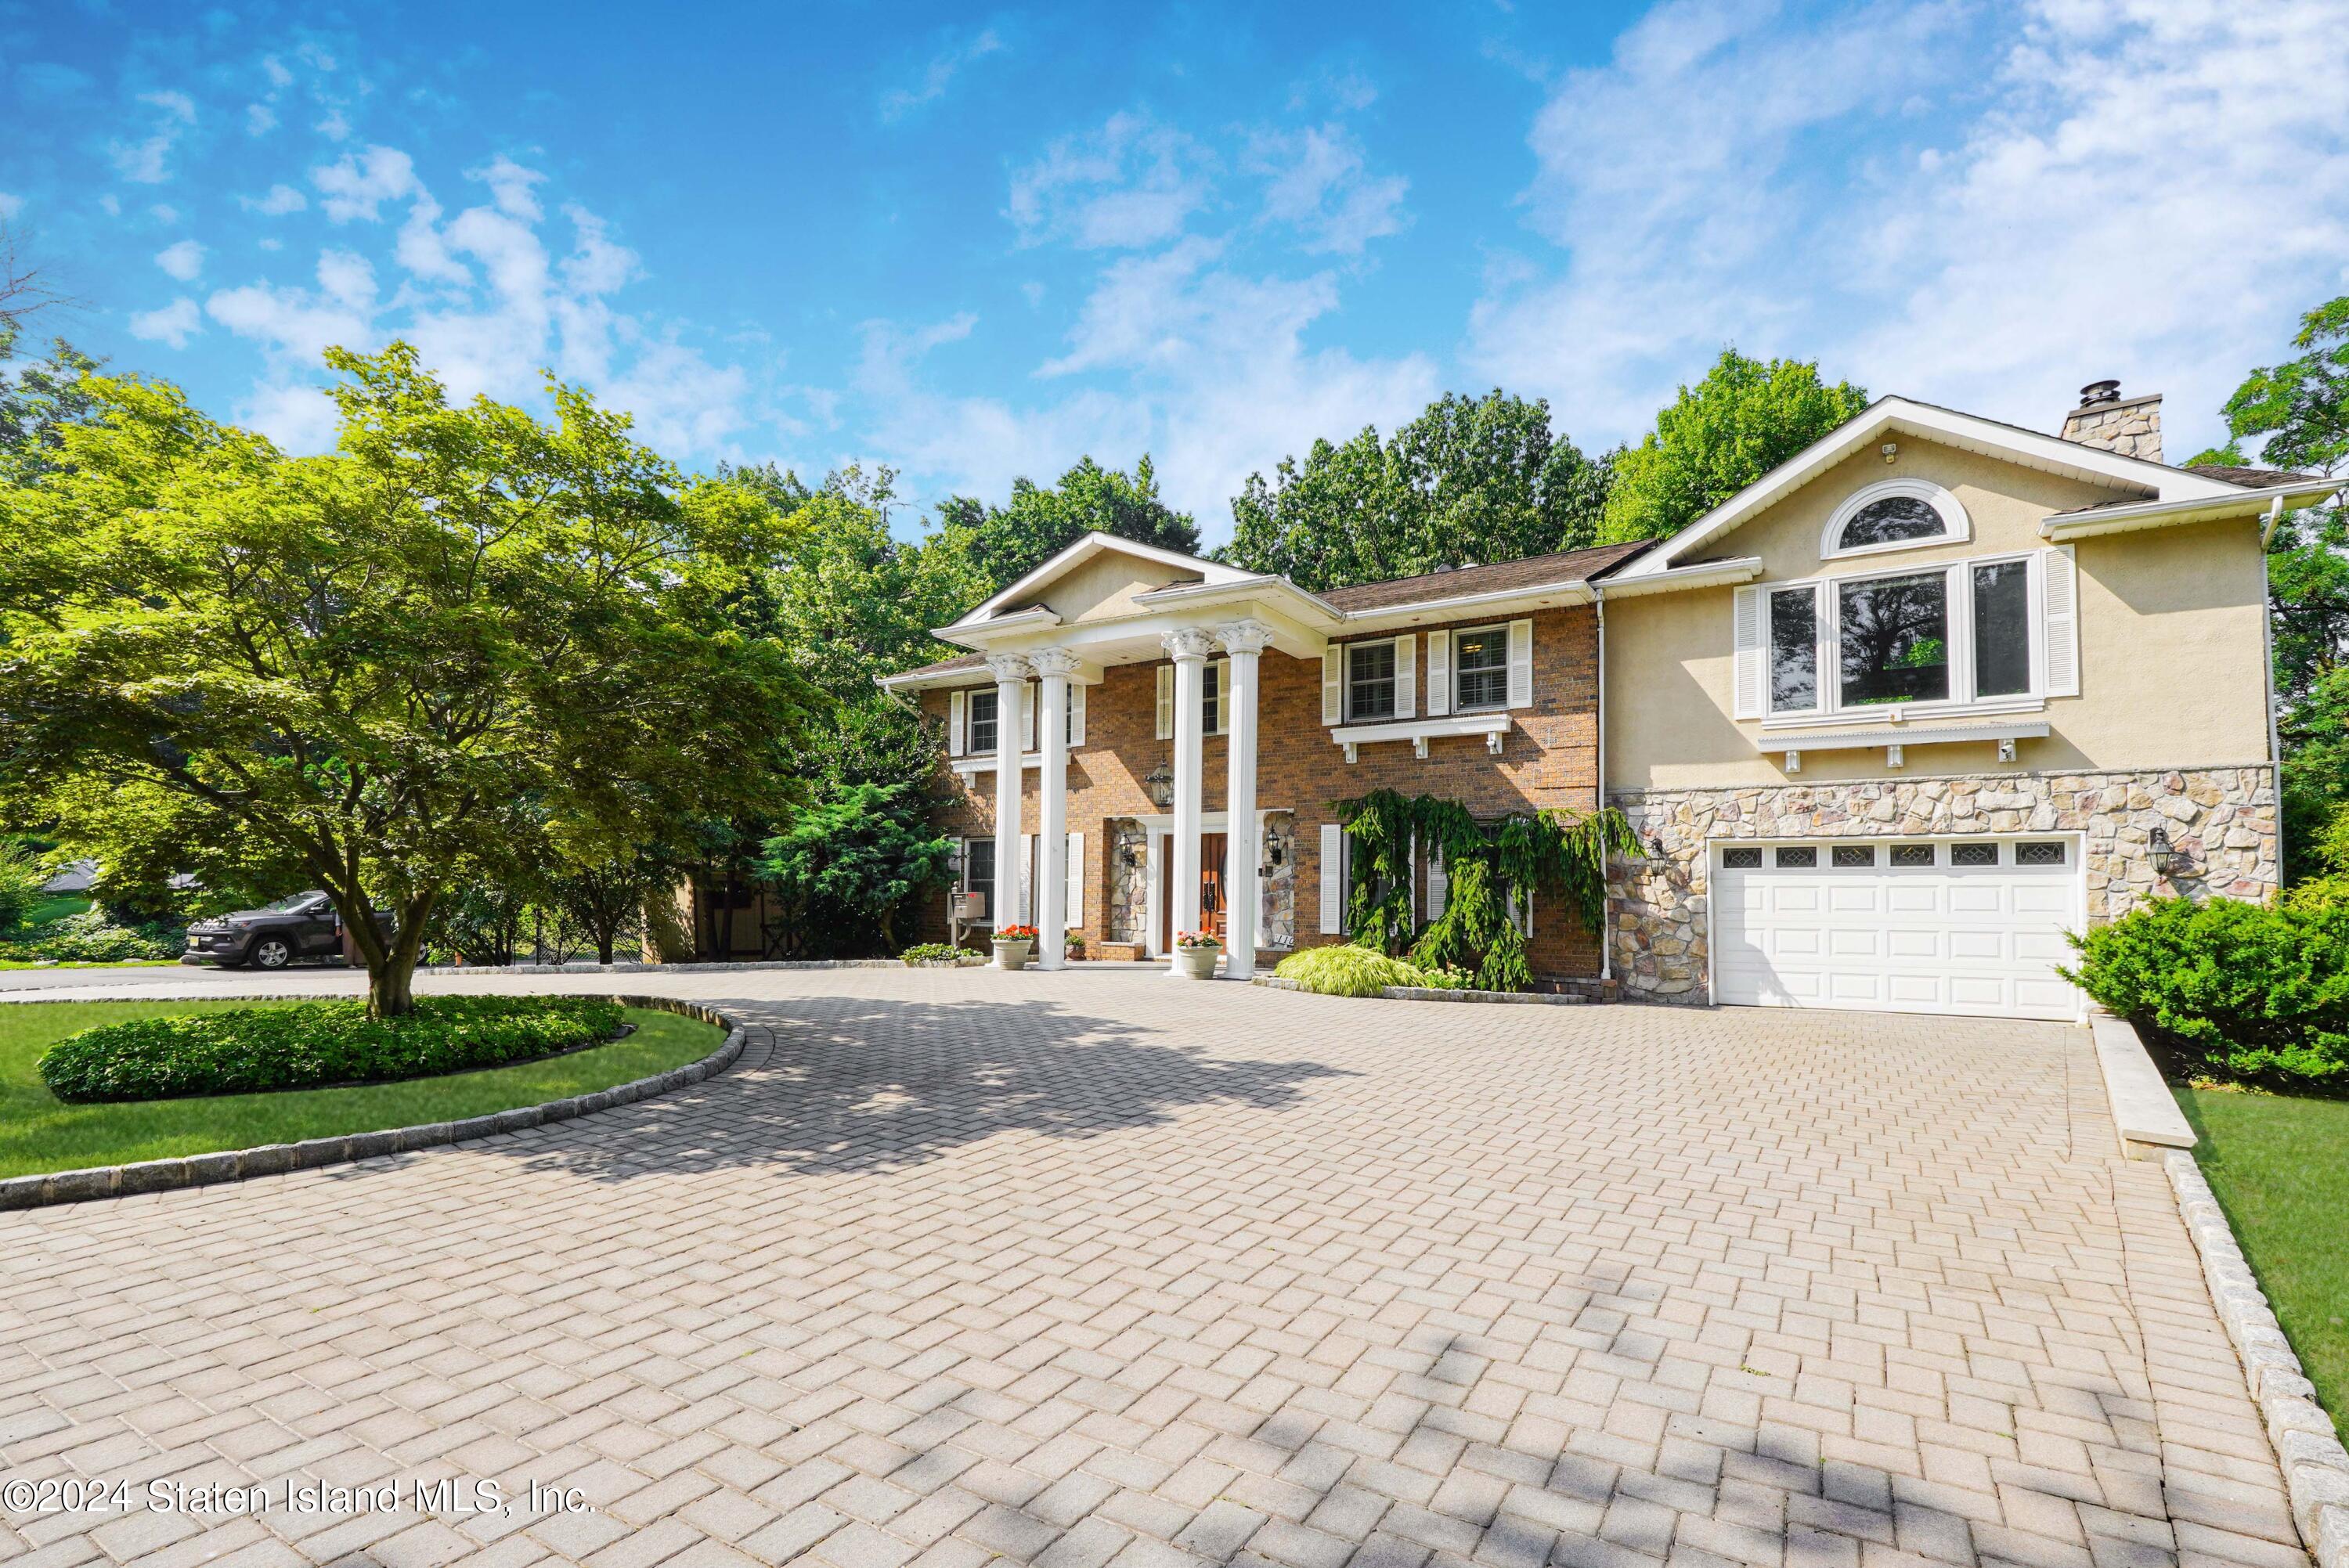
[1820,481,1968,559]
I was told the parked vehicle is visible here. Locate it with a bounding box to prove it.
[181,892,395,969]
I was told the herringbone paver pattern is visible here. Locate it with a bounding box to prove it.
[0,970,2301,1567]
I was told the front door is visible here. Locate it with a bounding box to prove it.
[1159,833,1229,953]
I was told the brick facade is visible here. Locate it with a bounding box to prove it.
[918,604,1606,979]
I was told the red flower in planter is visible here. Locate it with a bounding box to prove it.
[993,925,1040,942]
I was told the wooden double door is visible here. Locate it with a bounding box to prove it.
[1158,832,1228,953]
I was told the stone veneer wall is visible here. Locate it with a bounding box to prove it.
[1606,765,2278,1003]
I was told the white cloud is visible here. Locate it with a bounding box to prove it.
[247,103,276,135]
[240,380,341,452]
[149,204,180,225]
[261,56,293,90]
[470,155,547,222]
[312,146,417,222]
[207,249,378,363]
[243,182,307,215]
[139,90,197,123]
[1009,112,1214,250]
[128,297,202,348]
[318,110,352,142]
[863,243,1437,524]
[0,193,21,219]
[881,28,1005,121]
[1467,0,2349,455]
[155,240,205,281]
[1244,123,1408,255]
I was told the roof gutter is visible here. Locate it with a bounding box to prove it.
[2040,478,2340,542]
[1584,556,1764,599]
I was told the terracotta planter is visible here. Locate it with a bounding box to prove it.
[991,939,1033,971]
[1172,945,1220,980]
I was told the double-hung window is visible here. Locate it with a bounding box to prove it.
[1347,641,1396,721]
[962,838,996,915]
[1760,551,2046,718]
[966,689,999,753]
[1452,625,1510,712]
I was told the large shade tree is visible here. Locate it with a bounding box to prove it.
[1221,390,1611,592]
[1599,349,1870,542]
[0,343,815,1013]
[931,455,1197,593]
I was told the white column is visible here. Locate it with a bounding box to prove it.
[1217,622,1273,979]
[984,653,1030,928]
[1031,649,1080,970]
[1162,628,1214,971]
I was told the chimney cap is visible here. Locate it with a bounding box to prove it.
[2078,379,2121,408]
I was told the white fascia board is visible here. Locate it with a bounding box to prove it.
[2039,478,2343,542]
[1586,557,1763,598]
[952,531,1249,626]
[1134,575,1344,625]
[1616,397,2242,577]
[933,605,1061,651]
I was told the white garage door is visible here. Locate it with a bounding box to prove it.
[1713,838,2083,1020]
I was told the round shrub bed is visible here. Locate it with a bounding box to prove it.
[39,995,628,1103]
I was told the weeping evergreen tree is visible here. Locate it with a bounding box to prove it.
[1331,788,1643,991]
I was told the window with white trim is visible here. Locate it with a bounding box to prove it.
[1347,641,1396,721]
[1452,625,1510,712]
[967,690,999,753]
[1758,549,2047,719]
[962,838,995,913]
[1821,480,1968,560]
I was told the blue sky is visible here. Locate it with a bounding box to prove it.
[4,1,2345,539]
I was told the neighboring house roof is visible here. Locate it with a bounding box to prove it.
[2189,463,2329,490]
[1319,541,1652,611]
[893,650,990,680]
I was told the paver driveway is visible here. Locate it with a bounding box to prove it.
[0,969,2300,1568]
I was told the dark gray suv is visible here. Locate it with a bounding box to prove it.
[181,892,394,969]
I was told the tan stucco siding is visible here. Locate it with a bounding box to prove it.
[1605,440,2271,789]
[1013,553,1200,624]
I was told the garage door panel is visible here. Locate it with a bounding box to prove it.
[1715,839,2080,1022]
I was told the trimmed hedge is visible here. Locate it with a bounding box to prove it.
[39,996,628,1104]
[1273,945,1468,998]
[2066,884,2349,1089]
[0,910,183,964]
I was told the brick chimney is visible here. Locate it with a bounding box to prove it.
[2059,379,2162,463]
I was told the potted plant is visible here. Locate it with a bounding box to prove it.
[991,924,1039,971]
[1064,933,1085,962]
[1171,929,1221,980]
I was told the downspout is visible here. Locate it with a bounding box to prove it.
[2264,494,2286,882]
[1593,583,1611,984]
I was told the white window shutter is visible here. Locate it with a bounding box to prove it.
[1065,832,1084,928]
[1211,658,1230,735]
[1732,587,1765,719]
[1507,619,1534,709]
[1020,683,1036,749]
[1156,664,1174,740]
[1427,630,1452,716]
[1019,832,1034,921]
[949,690,965,755]
[1427,846,1447,917]
[2044,546,2079,697]
[1318,824,1344,934]
[1395,636,1416,719]
[1321,647,1342,724]
[1069,682,1086,746]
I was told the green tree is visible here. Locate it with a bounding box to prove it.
[1600,349,1871,542]
[0,330,103,479]
[0,343,815,1015]
[1221,391,1612,592]
[756,782,954,956]
[546,842,687,966]
[932,455,1197,593]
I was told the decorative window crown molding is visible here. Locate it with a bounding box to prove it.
[1820,478,1970,561]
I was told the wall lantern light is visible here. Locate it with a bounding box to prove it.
[1143,764,1175,810]
[2149,825,2181,877]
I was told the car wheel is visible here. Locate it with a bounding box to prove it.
[250,936,294,970]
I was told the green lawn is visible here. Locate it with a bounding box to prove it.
[0,1000,723,1179]
[2176,1085,2349,1440]
[0,958,180,971]
[21,894,90,926]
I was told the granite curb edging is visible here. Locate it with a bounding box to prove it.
[0,995,744,1212]
[413,959,899,975]
[1254,975,1589,1006]
[2164,1148,2349,1568]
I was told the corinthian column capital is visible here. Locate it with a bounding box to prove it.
[983,652,1034,683]
[1028,647,1084,679]
[1160,627,1218,662]
[1215,620,1276,657]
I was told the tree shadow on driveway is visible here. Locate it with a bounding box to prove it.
[490,993,1355,1184]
